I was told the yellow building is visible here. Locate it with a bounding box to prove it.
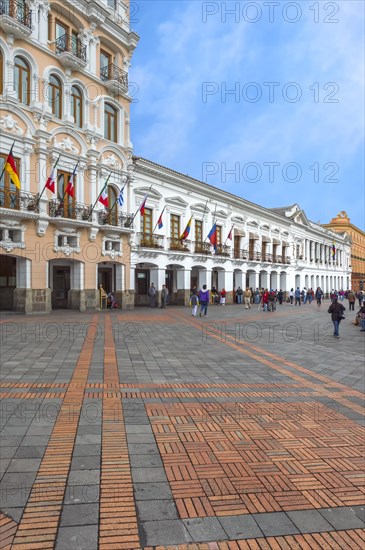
[323,212,365,291]
[0,0,138,312]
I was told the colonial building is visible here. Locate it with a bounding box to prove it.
[0,1,352,312]
[130,158,352,305]
[0,0,138,312]
[323,212,365,291]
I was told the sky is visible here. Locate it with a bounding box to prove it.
[129,0,364,230]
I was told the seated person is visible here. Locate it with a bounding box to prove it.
[107,292,119,308]
[353,305,365,328]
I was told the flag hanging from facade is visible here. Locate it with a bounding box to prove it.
[332,242,336,260]
[157,211,163,229]
[4,145,21,190]
[45,164,57,194]
[139,194,148,216]
[98,179,109,207]
[208,222,217,252]
[180,216,192,240]
[117,186,124,207]
[227,225,234,240]
[65,163,77,198]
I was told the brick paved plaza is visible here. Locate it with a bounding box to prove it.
[0,303,364,549]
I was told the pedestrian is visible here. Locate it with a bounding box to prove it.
[148,283,156,308]
[277,289,284,305]
[262,289,269,311]
[302,288,307,304]
[328,296,345,338]
[347,289,356,311]
[254,288,260,304]
[268,289,276,311]
[220,288,226,305]
[244,287,252,309]
[198,284,210,317]
[160,284,168,308]
[308,288,314,304]
[236,286,243,304]
[190,290,199,317]
[315,287,324,307]
[356,290,364,307]
[289,288,294,305]
[294,287,301,306]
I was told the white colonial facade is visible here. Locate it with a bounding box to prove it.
[130,158,352,306]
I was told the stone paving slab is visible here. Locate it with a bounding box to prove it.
[0,305,364,548]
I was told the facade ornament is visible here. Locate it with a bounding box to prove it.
[103,154,122,169]
[53,136,79,154]
[0,240,26,253]
[37,218,49,236]
[89,226,99,241]
[0,114,23,135]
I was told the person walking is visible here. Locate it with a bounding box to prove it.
[268,289,276,311]
[244,287,252,309]
[262,289,269,312]
[328,296,345,338]
[294,287,301,306]
[315,287,324,307]
[160,284,168,308]
[289,288,294,305]
[198,284,210,316]
[347,289,356,311]
[277,289,284,305]
[236,286,243,304]
[190,290,199,317]
[220,288,226,305]
[148,283,157,308]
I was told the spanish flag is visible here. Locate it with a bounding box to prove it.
[5,145,21,190]
[180,216,192,240]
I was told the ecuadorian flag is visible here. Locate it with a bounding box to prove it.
[5,145,21,190]
[332,242,336,260]
[180,216,192,240]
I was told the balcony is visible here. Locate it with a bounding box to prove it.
[138,233,164,249]
[0,188,39,212]
[216,244,231,257]
[0,0,32,38]
[234,249,248,260]
[249,251,261,262]
[100,63,128,95]
[262,253,273,263]
[98,210,133,228]
[49,199,91,221]
[194,241,211,255]
[168,238,190,252]
[55,33,87,70]
[284,256,291,264]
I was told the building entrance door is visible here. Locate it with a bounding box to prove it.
[52,266,70,309]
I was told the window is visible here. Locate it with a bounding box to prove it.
[57,169,75,219]
[107,186,118,225]
[100,50,112,80]
[104,103,117,142]
[0,49,3,95]
[71,85,83,127]
[195,220,202,242]
[0,153,20,209]
[14,56,30,105]
[49,74,62,118]
[170,214,180,239]
[216,225,222,244]
[140,208,152,234]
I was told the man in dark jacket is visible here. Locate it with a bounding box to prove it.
[328,297,345,338]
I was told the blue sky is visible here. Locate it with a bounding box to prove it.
[129,1,364,230]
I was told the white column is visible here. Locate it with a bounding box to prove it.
[234,271,244,289]
[199,268,210,289]
[271,272,278,289]
[38,1,50,46]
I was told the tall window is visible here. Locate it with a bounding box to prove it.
[0,49,3,95]
[57,170,75,219]
[107,186,118,225]
[0,153,20,209]
[49,75,62,118]
[195,220,202,242]
[216,225,222,244]
[71,85,83,127]
[100,50,112,80]
[140,208,152,234]
[14,56,30,105]
[104,103,117,142]
[170,214,180,239]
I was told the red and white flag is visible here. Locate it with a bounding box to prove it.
[45,165,57,194]
[98,182,109,207]
[139,193,148,216]
[227,224,234,240]
[65,163,78,198]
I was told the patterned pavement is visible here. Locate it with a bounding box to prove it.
[0,302,364,549]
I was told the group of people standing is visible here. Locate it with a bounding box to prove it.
[147,283,169,309]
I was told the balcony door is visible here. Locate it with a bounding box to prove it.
[57,170,76,219]
[0,153,20,209]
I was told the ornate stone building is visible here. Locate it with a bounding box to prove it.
[323,212,365,291]
[0,0,138,312]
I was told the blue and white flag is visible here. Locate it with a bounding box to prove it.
[117,187,124,207]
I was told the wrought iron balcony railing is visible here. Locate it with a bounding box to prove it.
[168,238,191,252]
[98,210,133,228]
[100,63,128,89]
[249,251,261,261]
[215,244,231,257]
[233,249,248,260]
[49,199,91,221]
[262,253,273,262]
[0,188,39,212]
[55,33,87,63]
[0,0,32,28]
[138,233,164,249]
[284,256,291,264]
[194,241,212,254]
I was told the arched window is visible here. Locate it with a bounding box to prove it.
[48,74,62,118]
[71,85,83,127]
[14,56,30,105]
[104,103,117,142]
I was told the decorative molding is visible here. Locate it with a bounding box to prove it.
[0,240,26,252]
[0,114,23,136]
[53,136,79,154]
[89,226,99,241]
[103,153,122,169]
[37,218,49,236]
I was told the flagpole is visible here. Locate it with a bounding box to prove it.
[88,172,112,220]
[224,223,234,246]
[205,202,217,241]
[0,140,16,183]
[131,184,153,224]
[152,205,166,233]
[34,155,61,211]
